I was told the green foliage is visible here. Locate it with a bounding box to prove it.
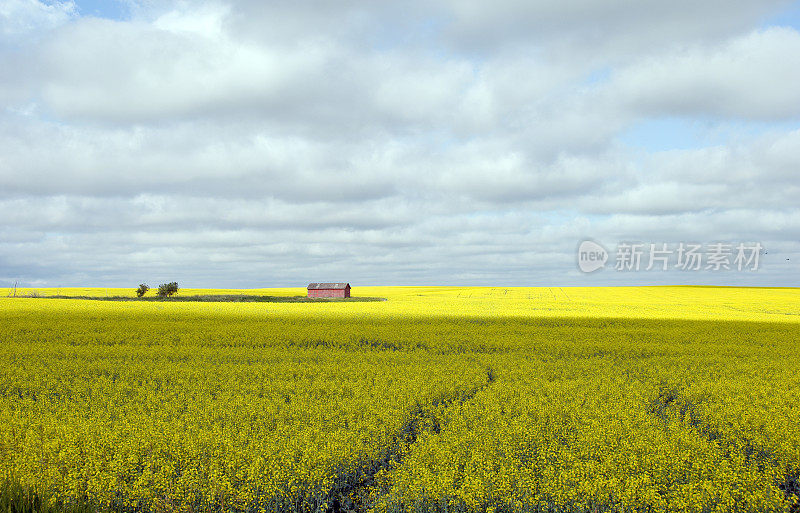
[0,479,96,513]
[135,284,149,298]
[156,282,179,297]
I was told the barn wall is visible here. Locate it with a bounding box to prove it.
[307,289,346,298]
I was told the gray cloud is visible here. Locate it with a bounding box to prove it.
[439,0,793,57]
[612,28,800,120]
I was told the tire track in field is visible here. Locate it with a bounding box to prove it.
[648,386,800,511]
[323,366,496,513]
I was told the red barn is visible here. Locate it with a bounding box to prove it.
[307,283,351,298]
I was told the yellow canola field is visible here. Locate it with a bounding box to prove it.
[0,286,798,512]
[6,285,799,322]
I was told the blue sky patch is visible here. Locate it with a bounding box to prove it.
[763,0,800,30]
[73,0,130,20]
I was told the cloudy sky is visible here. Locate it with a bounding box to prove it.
[1,0,799,288]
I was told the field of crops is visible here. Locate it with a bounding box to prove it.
[1,286,799,512]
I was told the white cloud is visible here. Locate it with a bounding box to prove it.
[35,17,339,122]
[439,0,793,56]
[1,0,799,286]
[0,0,75,41]
[613,27,800,120]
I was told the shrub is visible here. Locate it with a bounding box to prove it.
[157,282,179,297]
[136,284,150,297]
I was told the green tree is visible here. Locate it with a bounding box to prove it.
[157,282,179,297]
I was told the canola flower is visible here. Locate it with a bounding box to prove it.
[0,286,798,512]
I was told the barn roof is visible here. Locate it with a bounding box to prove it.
[307,282,350,289]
